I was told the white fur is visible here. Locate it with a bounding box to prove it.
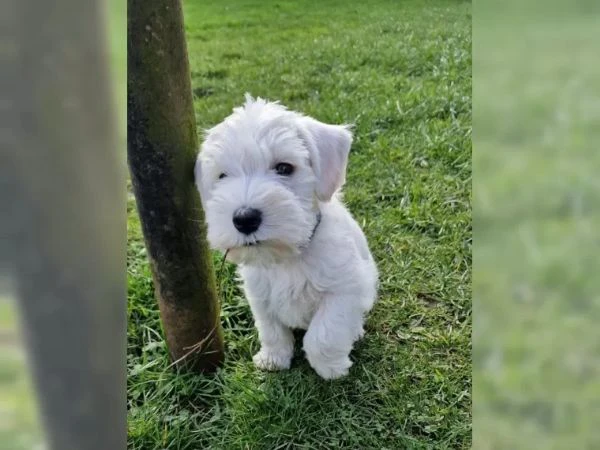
[195,95,378,379]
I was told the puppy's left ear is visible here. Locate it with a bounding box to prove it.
[298,117,353,202]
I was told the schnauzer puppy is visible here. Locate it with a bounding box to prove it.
[195,95,378,379]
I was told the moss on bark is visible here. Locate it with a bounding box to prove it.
[127,0,224,372]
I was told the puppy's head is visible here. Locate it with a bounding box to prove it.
[195,94,352,264]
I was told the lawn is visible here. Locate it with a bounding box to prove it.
[473,8,600,448]
[127,0,472,448]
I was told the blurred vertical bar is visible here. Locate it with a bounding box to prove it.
[474,0,600,447]
[1,0,126,449]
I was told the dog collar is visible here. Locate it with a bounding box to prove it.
[308,211,322,242]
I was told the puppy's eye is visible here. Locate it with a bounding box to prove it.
[274,163,294,176]
[218,173,227,180]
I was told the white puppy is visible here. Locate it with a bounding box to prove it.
[195,95,378,379]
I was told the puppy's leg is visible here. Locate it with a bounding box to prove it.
[249,303,294,371]
[303,297,365,380]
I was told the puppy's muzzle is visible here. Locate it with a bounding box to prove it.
[233,207,262,235]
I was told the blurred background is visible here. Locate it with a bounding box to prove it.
[0,0,125,448]
[474,0,600,447]
[0,284,43,449]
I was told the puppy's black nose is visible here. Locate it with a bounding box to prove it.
[232,207,262,235]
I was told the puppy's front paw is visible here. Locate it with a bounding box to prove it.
[308,356,352,380]
[253,348,292,371]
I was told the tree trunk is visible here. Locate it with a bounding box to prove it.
[127,0,224,372]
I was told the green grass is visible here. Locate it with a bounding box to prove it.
[0,298,44,450]
[128,0,471,448]
[473,7,600,448]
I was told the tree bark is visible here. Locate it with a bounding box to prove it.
[127,0,224,371]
